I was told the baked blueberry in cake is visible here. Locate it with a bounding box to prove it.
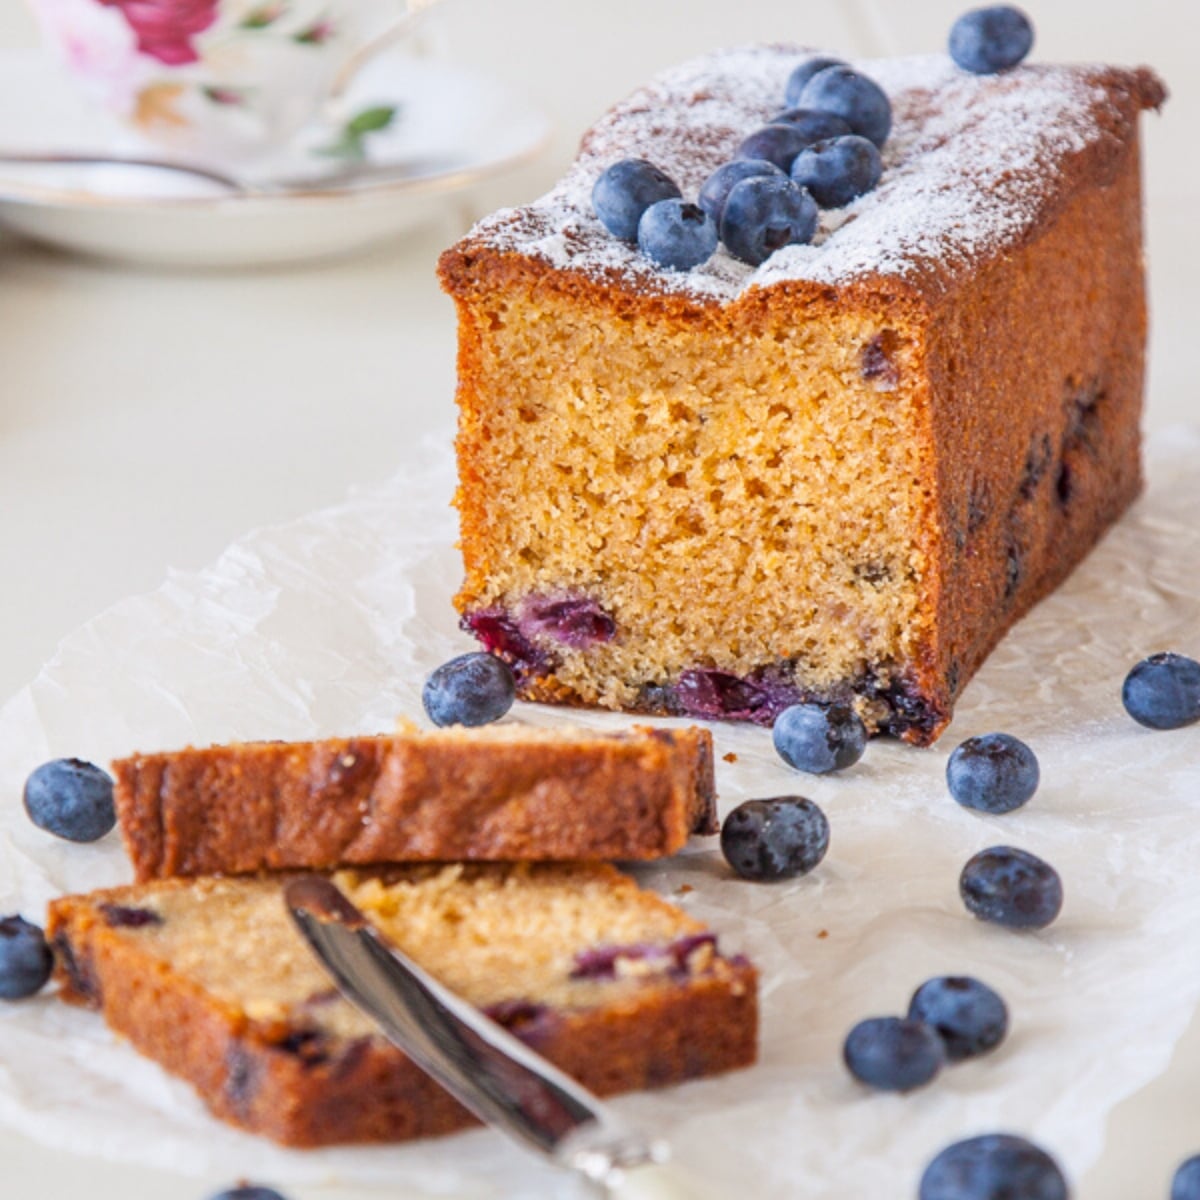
[438,46,1166,745]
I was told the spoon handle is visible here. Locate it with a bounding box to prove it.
[0,151,249,194]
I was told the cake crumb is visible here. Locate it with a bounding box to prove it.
[817,929,829,940]
[723,751,738,763]
[677,883,695,895]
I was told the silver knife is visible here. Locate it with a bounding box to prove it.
[284,876,718,1199]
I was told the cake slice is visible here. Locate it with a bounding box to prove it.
[113,723,716,881]
[438,47,1166,744]
[47,864,757,1146]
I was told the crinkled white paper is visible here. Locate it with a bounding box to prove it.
[2,427,1200,1198]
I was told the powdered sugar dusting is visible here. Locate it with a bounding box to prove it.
[468,46,1154,303]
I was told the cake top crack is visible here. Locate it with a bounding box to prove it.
[464,46,1165,305]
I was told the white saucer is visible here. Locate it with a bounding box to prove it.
[0,49,551,267]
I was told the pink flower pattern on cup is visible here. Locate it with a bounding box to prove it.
[31,0,421,163]
[95,0,220,66]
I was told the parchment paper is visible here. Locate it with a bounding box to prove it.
[2,426,1199,1198]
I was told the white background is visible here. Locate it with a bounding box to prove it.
[0,1,1197,1196]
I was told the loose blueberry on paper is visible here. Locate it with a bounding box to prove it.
[720,796,830,881]
[920,1134,1068,1200]
[592,158,681,241]
[721,175,820,267]
[0,916,54,1001]
[23,758,116,842]
[698,159,785,223]
[843,1016,944,1091]
[773,702,867,774]
[960,846,1063,929]
[798,65,893,148]
[1122,652,1200,730]
[637,200,719,270]
[1172,1156,1200,1200]
[908,976,1009,1061]
[422,652,516,727]
[949,6,1035,75]
[946,733,1040,814]
[783,56,847,107]
[208,1188,289,1200]
[790,134,883,209]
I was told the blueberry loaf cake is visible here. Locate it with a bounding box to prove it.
[113,723,716,881]
[47,864,757,1146]
[439,47,1166,744]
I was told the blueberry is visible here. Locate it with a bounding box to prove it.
[518,594,616,649]
[1122,652,1200,730]
[207,1188,289,1200]
[0,916,53,1000]
[698,159,785,223]
[23,758,115,843]
[734,124,812,172]
[768,108,853,145]
[1172,1155,1200,1200]
[908,976,1009,1061]
[100,904,163,929]
[790,134,883,209]
[671,666,801,723]
[843,1016,944,1092]
[783,56,847,108]
[946,733,1039,814]
[919,1134,1068,1200]
[592,159,680,241]
[720,796,829,882]
[637,199,718,271]
[720,175,818,267]
[462,608,548,682]
[960,846,1063,929]
[422,652,515,727]
[948,6,1035,75]
[773,703,867,774]
[799,66,893,148]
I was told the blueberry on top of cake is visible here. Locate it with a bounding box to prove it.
[440,47,1165,744]
[453,47,1163,302]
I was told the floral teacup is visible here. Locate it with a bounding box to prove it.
[28,0,434,165]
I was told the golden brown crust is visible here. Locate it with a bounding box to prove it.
[114,726,717,882]
[921,136,1149,709]
[47,880,757,1147]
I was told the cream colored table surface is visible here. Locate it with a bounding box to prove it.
[1,2,1197,1197]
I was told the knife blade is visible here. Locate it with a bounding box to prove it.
[284,875,715,1198]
